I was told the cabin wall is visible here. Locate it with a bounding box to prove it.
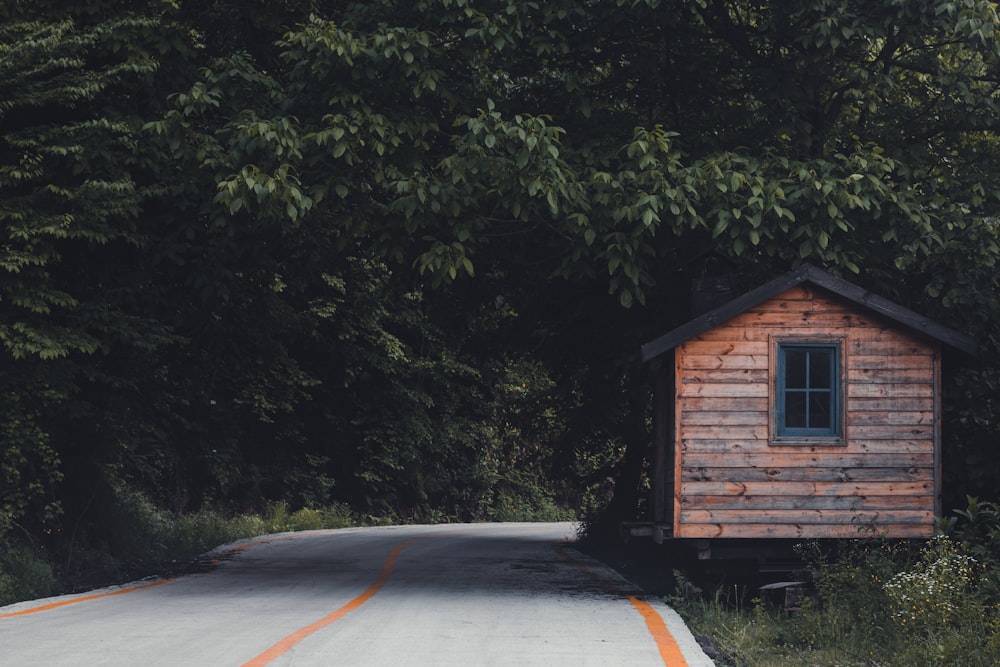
[673,285,940,539]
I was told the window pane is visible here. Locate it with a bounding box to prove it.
[808,391,832,429]
[785,392,807,428]
[777,343,840,438]
[809,350,832,388]
[785,350,807,388]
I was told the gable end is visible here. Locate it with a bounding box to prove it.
[641,264,977,362]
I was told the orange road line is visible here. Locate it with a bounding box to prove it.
[554,543,689,667]
[207,535,300,566]
[0,578,176,619]
[242,536,424,667]
[0,534,302,620]
[626,594,691,666]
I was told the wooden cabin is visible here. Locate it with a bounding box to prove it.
[640,264,977,543]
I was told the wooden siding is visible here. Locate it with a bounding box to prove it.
[674,285,939,539]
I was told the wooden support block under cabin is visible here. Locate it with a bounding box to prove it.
[759,581,807,612]
[695,539,711,560]
[619,521,653,541]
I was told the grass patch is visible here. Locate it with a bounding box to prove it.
[670,535,1000,667]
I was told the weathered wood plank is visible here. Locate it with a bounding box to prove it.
[848,397,934,412]
[673,345,684,534]
[845,342,934,357]
[682,354,768,370]
[751,298,850,313]
[848,368,933,384]
[691,325,850,341]
[681,438,933,453]
[843,439,935,453]
[850,355,933,369]
[848,384,934,398]
[680,439,770,454]
[848,411,934,425]
[682,480,933,496]
[682,369,768,383]
[848,424,934,439]
[681,466,933,483]
[680,397,769,412]
[691,326,895,343]
[934,348,942,517]
[680,509,933,525]
[678,341,768,356]
[681,452,933,469]
[680,494,934,510]
[679,383,769,397]
[681,424,769,439]
[676,522,933,539]
[732,311,882,328]
[691,324,933,348]
[682,411,768,426]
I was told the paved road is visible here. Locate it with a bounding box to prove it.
[0,522,713,666]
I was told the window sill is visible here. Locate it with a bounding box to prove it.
[769,437,847,447]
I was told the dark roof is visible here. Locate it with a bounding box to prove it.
[640,263,978,362]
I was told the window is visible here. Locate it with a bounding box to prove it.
[771,339,844,442]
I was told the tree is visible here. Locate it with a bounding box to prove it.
[0,3,191,533]
[4,0,999,569]
[208,0,1000,515]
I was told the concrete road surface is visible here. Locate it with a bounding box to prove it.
[0,522,713,666]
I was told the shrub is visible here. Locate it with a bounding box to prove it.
[0,543,57,607]
[0,487,360,607]
[944,495,1000,567]
[488,495,575,523]
[884,535,979,630]
[881,535,998,666]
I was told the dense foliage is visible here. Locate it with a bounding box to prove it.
[2,0,999,592]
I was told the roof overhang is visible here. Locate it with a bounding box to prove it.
[640,263,978,363]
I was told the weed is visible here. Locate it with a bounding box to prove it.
[671,534,1000,666]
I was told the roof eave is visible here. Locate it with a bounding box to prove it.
[640,264,978,363]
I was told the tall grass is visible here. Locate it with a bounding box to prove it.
[671,528,1000,667]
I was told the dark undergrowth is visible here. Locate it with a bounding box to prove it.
[0,493,357,606]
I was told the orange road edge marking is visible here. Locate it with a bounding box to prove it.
[0,534,302,620]
[626,595,691,666]
[208,535,300,566]
[0,578,176,619]
[242,536,423,667]
[554,543,689,667]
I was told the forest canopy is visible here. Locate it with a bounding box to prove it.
[1,0,998,580]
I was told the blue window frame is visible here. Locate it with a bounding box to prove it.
[776,343,840,438]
